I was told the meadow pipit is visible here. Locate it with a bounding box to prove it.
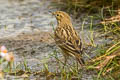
[52,11,84,65]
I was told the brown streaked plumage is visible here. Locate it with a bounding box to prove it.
[52,11,84,65]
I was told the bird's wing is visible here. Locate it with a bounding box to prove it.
[55,26,82,55]
[59,39,82,55]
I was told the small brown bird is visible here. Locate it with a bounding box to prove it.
[52,11,84,65]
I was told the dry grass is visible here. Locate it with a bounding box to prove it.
[87,41,120,79]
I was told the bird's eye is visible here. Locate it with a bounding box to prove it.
[56,14,59,16]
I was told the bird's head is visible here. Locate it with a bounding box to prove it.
[52,11,71,22]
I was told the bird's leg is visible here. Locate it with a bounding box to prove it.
[63,54,68,66]
[61,55,67,70]
[75,58,79,70]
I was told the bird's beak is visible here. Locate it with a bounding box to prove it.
[48,10,55,17]
[48,10,52,13]
[48,10,54,15]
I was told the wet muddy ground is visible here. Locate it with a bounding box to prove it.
[0,0,58,79]
[0,0,113,80]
